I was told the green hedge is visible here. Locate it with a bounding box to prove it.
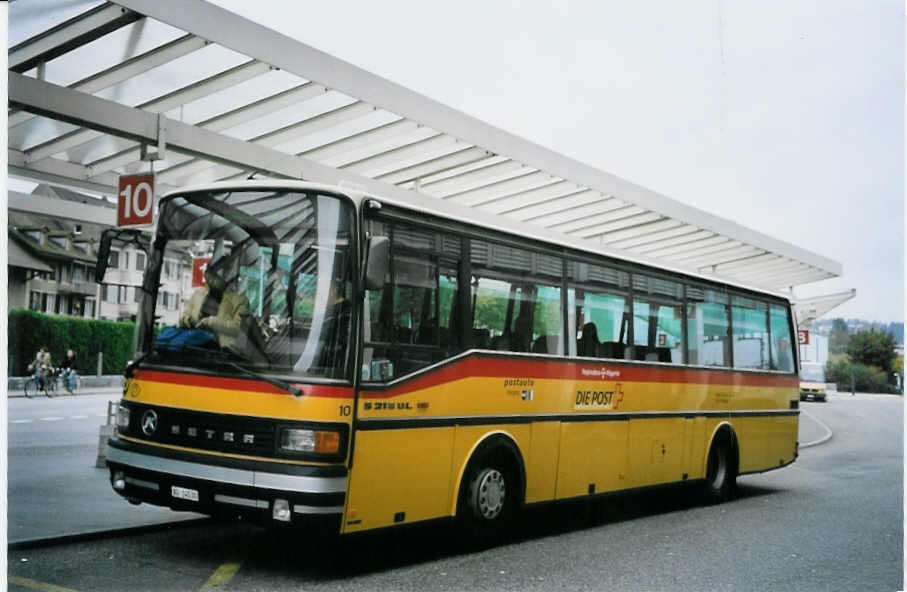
[826,359,896,394]
[8,309,136,376]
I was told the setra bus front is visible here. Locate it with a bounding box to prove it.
[103,183,362,529]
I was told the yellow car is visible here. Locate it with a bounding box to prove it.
[799,362,827,402]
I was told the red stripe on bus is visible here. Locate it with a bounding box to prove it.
[360,355,799,398]
[134,370,353,398]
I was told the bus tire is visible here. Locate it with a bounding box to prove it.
[702,437,736,504]
[457,447,520,544]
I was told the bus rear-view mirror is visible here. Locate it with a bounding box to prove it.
[95,230,113,283]
[364,235,389,290]
[95,228,151,284]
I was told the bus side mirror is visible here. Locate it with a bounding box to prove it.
[95,228,151,284]
[364,236,389,290]
[95,230,113,284]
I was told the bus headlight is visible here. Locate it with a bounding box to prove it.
[279,428,341,454]
[116,405,131,429]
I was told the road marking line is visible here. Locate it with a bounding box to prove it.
[41,417,63,421]
[199,560,244,591]
[12,419,33,424]
[800,409,834,448]
[70,415,88,419]
[8,574,84,592]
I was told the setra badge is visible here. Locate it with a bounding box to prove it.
[125,379,142,400]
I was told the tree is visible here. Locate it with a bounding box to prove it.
[828,318,851,354]
[846,329,897,374]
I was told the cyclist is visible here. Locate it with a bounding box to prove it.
[60,348,78,394]
[27,346,53,396]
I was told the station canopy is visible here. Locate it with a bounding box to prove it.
[8,0,842,292]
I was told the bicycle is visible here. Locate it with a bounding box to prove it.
[61,369,80,395]
[24,368,58,398]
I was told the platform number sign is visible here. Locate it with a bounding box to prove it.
[798,329,810,345]
[117,174,155,227]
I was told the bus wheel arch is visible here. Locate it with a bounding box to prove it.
[702,422,739,503]
[453,432,526,534]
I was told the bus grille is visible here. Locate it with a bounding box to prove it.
[122,402,276,457]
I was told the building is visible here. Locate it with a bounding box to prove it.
[8,185,193,326]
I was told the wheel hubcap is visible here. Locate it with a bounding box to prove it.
[476,469,506,519]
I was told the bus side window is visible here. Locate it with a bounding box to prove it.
[769,304,794,372]
[686,286,730,367]
[731,295,771,370]
[568,261,630,360]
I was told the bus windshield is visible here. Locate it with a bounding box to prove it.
[139,189,356,380]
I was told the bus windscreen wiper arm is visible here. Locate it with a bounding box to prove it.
[174,345,303,397]
[227,361,302,398]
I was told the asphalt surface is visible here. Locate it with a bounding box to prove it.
[7,392,204,544]
[6,392,903,591]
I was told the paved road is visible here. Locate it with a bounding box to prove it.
[7,393,903,592]
[7,393,203,543]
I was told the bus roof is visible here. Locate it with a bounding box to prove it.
[164,178,795,304]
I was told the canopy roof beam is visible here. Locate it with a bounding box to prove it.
[87,81,330,177]
[374,146,490,186]
[9,34,209,128]
[10,2,142,73]
[25,59,272,163]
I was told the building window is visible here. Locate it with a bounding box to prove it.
[49,236,67,249]
[164,259,178,279]
[42,293,54,314]
[136,252,146,271]
[86,299,96,318]
[122,251,130,270]
[29,291,42,311]
[69,296,85,316]
[108,250,120,269]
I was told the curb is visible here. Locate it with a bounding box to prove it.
[7,388,124,398]
[7,518,213,550]
[799,410,833,448]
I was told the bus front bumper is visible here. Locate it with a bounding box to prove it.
[106,436,347,526]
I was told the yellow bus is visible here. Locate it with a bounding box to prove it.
[102,180,800,537]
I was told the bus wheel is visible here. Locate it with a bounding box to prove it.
[703,440,736,504]
[458,452,518,543]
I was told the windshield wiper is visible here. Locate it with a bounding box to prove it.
[177,345,303,397]
[124,346,160,379]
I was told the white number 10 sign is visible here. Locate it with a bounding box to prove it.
[117,174,155,227]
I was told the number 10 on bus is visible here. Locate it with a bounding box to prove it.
[118,173,155,227]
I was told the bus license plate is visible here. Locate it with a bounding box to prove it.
[171,486,199,502]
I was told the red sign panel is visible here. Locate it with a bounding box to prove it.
[798,329,810,345]
[192,258,212,288]
[117,174,155,227]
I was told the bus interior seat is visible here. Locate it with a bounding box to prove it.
[531,336,548,354]
[599,341,625,359]
[577,323,600,357]
[634,346,672,362]
[531,334,561,354]
[471,328,490,349]
[511,312,532,352]
[490,334,511,351]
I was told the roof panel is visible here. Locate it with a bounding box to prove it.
[7,0,844,292]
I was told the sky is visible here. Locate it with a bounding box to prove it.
[206,0,904,323]
[7,1,905,323]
